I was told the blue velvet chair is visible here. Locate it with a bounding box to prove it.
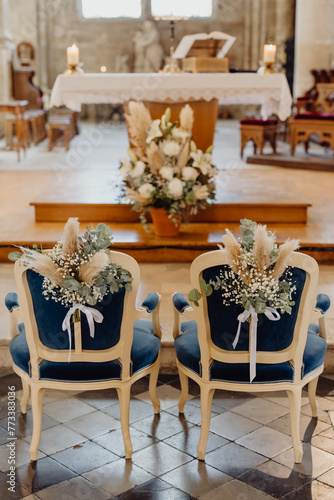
[6,251,161,460]
[172,250,329,463]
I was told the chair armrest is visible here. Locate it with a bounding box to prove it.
[139,292,160,313]
[138,292,162,339]
[5,292,20,312]
[311,293,331,339]
[5,293,21,339]
[172,292,193,339]
[315,293,331,315]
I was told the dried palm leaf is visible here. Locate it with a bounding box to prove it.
[222,229,242,274]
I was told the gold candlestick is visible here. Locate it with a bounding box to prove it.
[257,61,276,74]
[63,62,84,75]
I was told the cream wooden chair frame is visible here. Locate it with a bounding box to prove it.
[173,251,326,463]
[9,250,162,460]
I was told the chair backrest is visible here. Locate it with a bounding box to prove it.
[190,251,319,382]
[14,250,140,379]
[314,83,334,112]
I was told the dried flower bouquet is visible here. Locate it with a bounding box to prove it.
[120,102,217,228]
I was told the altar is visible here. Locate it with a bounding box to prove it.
[50,72,292,150]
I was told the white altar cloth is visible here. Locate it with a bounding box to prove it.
[50,72,292,121]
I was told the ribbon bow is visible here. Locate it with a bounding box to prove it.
[62,304,104,362]
[232,305,280,382]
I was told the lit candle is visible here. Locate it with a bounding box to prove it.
[67,44,79,65]
[263,44,276,63]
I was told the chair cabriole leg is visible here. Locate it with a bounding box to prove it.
[117,385,133,459]
[20,378,30,414]
[149,360,160,414]
[197,385,215,460]
[178,369,188,413]
[29,385,45,461]
[287,388,303,463]
[308,377,319,417]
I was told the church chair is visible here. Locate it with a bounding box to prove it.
[240,117,278,157]
[289,83,334,155]
[5,251,162,461]
[172,251,328,463]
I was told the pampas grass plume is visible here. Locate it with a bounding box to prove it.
[179,104,194,133]
[29,252,63,285]
[125,101,152,157]
[272,239,299,279]
[79,251,110,286]
[62,217,80,257]
[147,141,163,173]
[222,229,242,274]
[252,224,275,269]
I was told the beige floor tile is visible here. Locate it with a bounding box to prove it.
[236,426,293,458]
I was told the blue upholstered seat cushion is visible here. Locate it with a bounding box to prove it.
[9,319,160,382]
[174,321,326,383]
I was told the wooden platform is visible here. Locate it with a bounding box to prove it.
[1,167,334,263]
[247,153,334,171]
[30,169,310,224]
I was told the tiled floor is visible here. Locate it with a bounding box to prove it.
[0,372,333,499]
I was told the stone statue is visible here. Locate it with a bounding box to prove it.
[133,20,164,73]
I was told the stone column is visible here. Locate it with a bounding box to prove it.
[294,0,334,98]
[275,0,295,68]
[0,0,14,102]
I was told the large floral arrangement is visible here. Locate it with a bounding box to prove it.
[189,219,299,313]
[119,102,216,227]
[9,218,133,308]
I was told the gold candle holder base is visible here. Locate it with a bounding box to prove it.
[160,47,182,74]
[257,61,276,74]
[63,62,84,75]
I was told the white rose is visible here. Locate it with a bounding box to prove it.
[159,166,174,180]
[138,183,155,199]
[167,178,184,199]
[172,127,190,141]
[161,140,181,157]
[193,184,210,200]
[131,161,146,178]
[181,166,199,182]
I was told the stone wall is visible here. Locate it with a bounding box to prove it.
[8,0,295,92]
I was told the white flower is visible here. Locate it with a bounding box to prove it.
[138,183,155,199]
[190,150,213,175]
[159,166,174,180]
[161,140,181,157]
[181,166,199,182]
[146,119,163,143]
[193,184,210,200]
[167,178,184,199]
[131,161,146,178]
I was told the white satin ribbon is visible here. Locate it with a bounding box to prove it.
[232,305,280,382]
[62,303,104,362]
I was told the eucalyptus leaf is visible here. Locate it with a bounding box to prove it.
[188,288,202,303]
[8,251,23,261]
